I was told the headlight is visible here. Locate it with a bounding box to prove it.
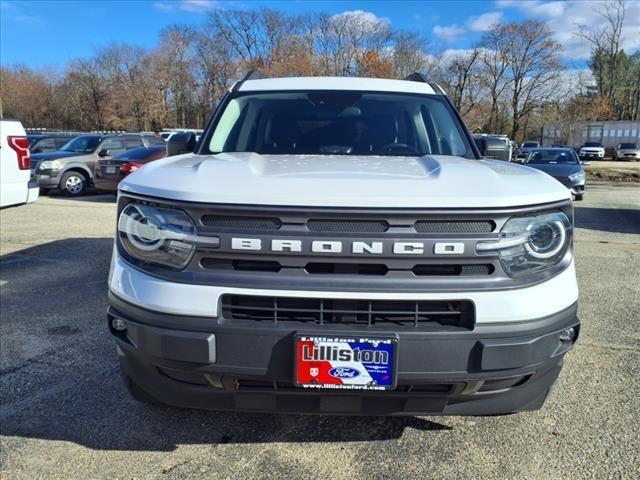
[39,160,62,170]
[568,171,585,182]
[117,203,210,269]
[477,211,572,278]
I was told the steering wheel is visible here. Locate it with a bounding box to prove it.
[376,143,420,154]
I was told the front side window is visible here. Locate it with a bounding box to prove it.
[205,91,475,158]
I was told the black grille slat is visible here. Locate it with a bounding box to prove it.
[414,220,494,233]
[201,257,494,277]
[222,295,474,329]
[201,215,282,230]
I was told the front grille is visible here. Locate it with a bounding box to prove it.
[414,220,494,233]
[221,295,475,329]
[307,219,389,232]
[201,215,282,230]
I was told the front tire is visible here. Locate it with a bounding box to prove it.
[60,171,88,196]
[574,194,584,201]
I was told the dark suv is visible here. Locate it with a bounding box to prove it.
[32,134,165,196]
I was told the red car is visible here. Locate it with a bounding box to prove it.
[94,146,167,193]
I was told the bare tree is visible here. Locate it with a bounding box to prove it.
[501,21,563,140]
[477,32,511,133]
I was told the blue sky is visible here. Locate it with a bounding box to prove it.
[1,0,639,68]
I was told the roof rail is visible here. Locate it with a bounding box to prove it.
[403,72,428,83]
[403,73,446,95]
[232,69,264,92]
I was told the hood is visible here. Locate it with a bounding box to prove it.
[120,153,571,208]
[524,163,581,178]
[31,150,88,161]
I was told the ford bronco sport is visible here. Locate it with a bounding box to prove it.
[108,73,580,415]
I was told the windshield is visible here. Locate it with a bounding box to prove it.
[619,143,638,149]
[61,136,102,153]
[526,150,578,165]
[204,91,475,158]
[584,142,602,148]
[522,142,539,148]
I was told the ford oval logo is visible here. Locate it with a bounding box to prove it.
[329,367,361,379]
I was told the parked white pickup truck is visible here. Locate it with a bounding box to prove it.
[108,73,580,416]
[1,119,39,208]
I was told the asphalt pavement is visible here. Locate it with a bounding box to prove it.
[1,183,639,479]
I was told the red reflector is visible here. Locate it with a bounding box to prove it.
[120,162,142,174]
[8,136,31,170]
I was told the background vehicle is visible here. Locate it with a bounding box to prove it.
[579,141,605,160]
[110,74,579,417]
[516,140,540,159]
[614,142,639,161]
[1,119,39,208]
[32,133,165,196]
[95,145,167,193]
[473,134,512,161]
[28,134,77,153]
[524,148,586,201]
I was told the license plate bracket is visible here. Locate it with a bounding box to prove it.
[294,335,398,390]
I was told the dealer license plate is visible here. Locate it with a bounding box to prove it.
[295,336,397,390]
[104,165,117,174]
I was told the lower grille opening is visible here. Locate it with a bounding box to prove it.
[222,295,475,329]
[478,374,531,392]
[157,367,209,386]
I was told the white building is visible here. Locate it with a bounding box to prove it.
[542,121,640,149]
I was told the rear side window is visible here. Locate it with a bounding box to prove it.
[55,138,72,149]
[143,136,167,146]
[101,139,125,155]
[125,138,144,149]
[32,138,57,152]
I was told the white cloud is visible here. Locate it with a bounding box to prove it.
[433,11,503,42]
[433,24,466,41]
[153,2,174,12]
[179,0,219,13]
[331,10,391,27]
[468,11,503,32]
[496,0,640,59]
[1,1,42,24]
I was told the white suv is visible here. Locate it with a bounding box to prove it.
[1,119,39,208]
[579,141,605,160]
[108,74,579,416]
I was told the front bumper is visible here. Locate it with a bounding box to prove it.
[109,293,579,415]
[579,152,604,160]
[34,169,62,188]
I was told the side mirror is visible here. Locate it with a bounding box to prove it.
[32,148,43,154]
[167,132,197,157]
[98,148,110,157]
